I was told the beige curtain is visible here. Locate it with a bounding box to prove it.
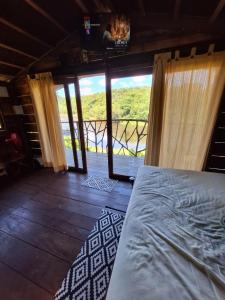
[145,51,225,171]
[28,72,67,172]
[145,53,171,165]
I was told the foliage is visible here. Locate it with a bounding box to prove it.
[59,87,150,157]
[57,86,151,120]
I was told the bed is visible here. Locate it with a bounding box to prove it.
[106,166,225,300]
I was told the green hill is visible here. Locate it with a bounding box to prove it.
[57,86,151,120]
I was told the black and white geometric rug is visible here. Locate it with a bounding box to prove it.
[55,210,124,300]
[81,176,118,192]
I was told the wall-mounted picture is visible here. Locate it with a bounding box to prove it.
[81,14,130,52]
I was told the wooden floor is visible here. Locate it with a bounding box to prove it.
[0,168,132,300]
[66,149,144,177]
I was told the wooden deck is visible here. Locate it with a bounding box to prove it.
[66,149,144,177]
[0,168,132,299]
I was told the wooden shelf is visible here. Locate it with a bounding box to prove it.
[17,94,31,98]
[0,130,7,136]
[0,97,11,103]
[4,154,26,165]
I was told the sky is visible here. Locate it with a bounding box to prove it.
[56,74,152,97]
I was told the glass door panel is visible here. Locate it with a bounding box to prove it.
[68,83,84,169]
[55,82,87,173]
[78,74,108,175]
[110,74,152,178]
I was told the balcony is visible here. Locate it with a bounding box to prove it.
[61,119,148,176]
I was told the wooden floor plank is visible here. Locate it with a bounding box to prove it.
[0,202,91,240]
[0,168,131,299]
[0,211,83,262]
[0,231,70,293]
[0,261,52,300]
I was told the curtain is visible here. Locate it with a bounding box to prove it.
[28,72,67,172]
[145,50,225,171]
[145,53,171,165]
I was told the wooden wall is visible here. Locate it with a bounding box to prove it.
[13,75,42,158]
[205,90,225,173]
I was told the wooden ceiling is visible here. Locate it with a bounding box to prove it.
[1,0,225,82]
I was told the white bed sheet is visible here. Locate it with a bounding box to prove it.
[106,166,225,300]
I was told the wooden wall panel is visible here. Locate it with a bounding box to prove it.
[20,96,33,105]
[23,104,34,115]
[205,89,225,173]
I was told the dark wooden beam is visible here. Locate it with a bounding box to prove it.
[0,63,20,75]
[0,47,33,66]
[14,30,78,80]
[104,0,114,12]
[130,32,223,54]
[0,61,23,70]
[130,14,225,33]
[24,0,68,34]
[0,43,37,60]
[138,0,146,16]
[0,74,13,82]
[210,0,225,23]
[74,0,89,13]
[0,18,52,49]
[93,0,112,13]
[173,0,181,21]
[32,31,225,76]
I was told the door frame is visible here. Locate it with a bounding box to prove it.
[106,66,152,181]
[55,78,87,174]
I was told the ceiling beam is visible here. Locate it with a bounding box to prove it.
[0,17,52,48]
[0,60,23,69]
[93,0,111,13]
[138,0,146,16]
[74,0,89,13]
[173,0,181,21]
[0,74,13,81]
[210,0,225,23]
[24,0,68,34]
[130,14,225,33]
[0,43,37,60]
[105,0,114,12]
[130,33,223,54]
[14,29,79,80]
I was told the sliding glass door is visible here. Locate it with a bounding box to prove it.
[55,80,87,173]
[78,74,108,175]
[107,71,152,180]
[54,69,151,180]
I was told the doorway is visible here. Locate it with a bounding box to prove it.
[107,71,152,180]
[55,70,152,180]
[78,74,108,176]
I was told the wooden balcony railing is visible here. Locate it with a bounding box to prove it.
[61,119,148,157]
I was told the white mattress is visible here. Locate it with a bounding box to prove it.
[106,166,225,300]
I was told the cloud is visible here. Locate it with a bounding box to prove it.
[80,87,93,95]
[111,78,118,85]
[132,76,146,83]
[79,78,93,86]
[98,78,120,87]
[119,82,129,88]
[56,88,65,97]
[98,78,106,87]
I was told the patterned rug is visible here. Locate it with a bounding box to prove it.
[55,210,124,300]
[81,176,118,192]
